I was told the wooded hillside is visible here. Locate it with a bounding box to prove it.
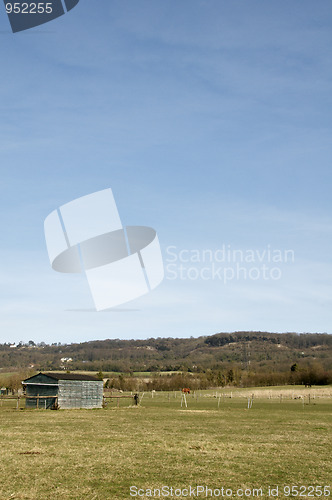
[1,331,331,387]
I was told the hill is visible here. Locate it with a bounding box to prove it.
[1,332,331,388]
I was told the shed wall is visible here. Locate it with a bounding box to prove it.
[58,380,103,409]
[25,384,58,409]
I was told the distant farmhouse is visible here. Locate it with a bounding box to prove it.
[22,372,103,410]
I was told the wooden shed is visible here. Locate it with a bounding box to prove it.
[22,372,103,409]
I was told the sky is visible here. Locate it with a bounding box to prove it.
[1,0,332,344]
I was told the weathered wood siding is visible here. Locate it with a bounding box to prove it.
[57,380,103,409]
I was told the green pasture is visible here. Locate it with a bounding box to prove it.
[0,388,331,500]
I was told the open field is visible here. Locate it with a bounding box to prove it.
[0,387,331,500]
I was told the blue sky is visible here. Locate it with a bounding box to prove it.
[1,0,332,343]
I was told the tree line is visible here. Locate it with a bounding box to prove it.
[0,331,331,390]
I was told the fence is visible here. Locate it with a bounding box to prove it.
[1,387,331,410]
[103,394,138,408]
[0,395,59,410]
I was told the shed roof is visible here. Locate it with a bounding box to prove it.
[44,372,100,381]
[23,372,101,383]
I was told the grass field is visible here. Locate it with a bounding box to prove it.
[0,387,331,500]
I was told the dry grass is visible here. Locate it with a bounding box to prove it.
[0,389,331,499]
